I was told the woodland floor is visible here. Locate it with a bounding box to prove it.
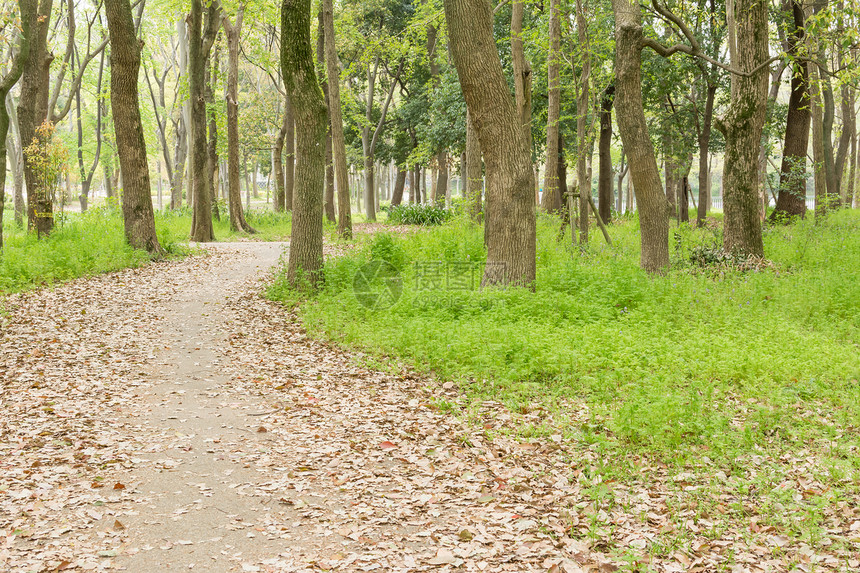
[0,242,856,572]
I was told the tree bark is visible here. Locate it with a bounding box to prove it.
[597,85,614,224]
[465,108,482,221]
[223,6,255,233]
[716,0,767,257]
[272,96,288,211]
[541,0,562,213]
[445,0,536,287]
[104,0,162,254]
[322,0,351,237]
[75,51,104,212]
[206,43,221,221]
[771,0,810,221]
[282,0,327,288]
[612,0,669,272]
[6,91,26,226]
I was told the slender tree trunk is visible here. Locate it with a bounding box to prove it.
[1,0,33,249]
[445,0,536,287]
[272,97,287,211]
[696,83,716,225]
[576,0,590,243]
[510,0,532,170]
[223,7,255,233]
[18,0,53,237]
[322,0,351,237]
[612,0,668,272]
[541,0,562,213]
[282,0,327,288]
[104,0,162,253]
[7,92,25,226]
[716,0,767,257]
[771,0,810,220]
[597,85,614,223]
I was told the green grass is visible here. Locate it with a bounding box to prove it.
[269,209,860,467]
[1,205,291,294]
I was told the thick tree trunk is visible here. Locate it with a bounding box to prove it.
[18,0,53,237]
[597,85,614,224]
[104,0,162,253]
[223,7,255,233]
[541,0,562,213]
[282,0,327,288]
[445,0,536,287]
[322,0,351,237]
[771,0,810,221]
[465,108,482,221]
[612,0,668,272]
[717,0,767,257]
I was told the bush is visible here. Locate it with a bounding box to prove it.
[387,203,451,225]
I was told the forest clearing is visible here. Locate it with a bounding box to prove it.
[3,0,860,570]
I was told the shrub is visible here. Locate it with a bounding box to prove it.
[387,203,451,225]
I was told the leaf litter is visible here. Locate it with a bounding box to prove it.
[0,244,857,572]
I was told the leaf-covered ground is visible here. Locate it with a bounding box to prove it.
[1,244,857,572]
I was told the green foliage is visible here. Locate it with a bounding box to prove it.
[269,211,860,469]
[0,206,184,293]
[386,202,451,225]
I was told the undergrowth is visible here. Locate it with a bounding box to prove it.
[269,210,860,470]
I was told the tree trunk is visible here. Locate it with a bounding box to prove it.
[575,0,590,243]
[188,0,219,242]
[717,0,767,257]
[282,0,327,288]
[696,83,716,226]
[75,50,104,212]
[6,91,26,226]
[541,0,562,213]
[511,0,532,170]
[1,0,33,249]
[272,96,288,211]
[104,0,162,254]
[616,150,626,213]
[465,108,482,221]
[18,0,54,237]
[445,0,536,287]
[223,7,255,233]
[612,0,668,272]
[597,85,614,224]
[771,0,810,221]
[391,168,406,206]
[322,0,351,237]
